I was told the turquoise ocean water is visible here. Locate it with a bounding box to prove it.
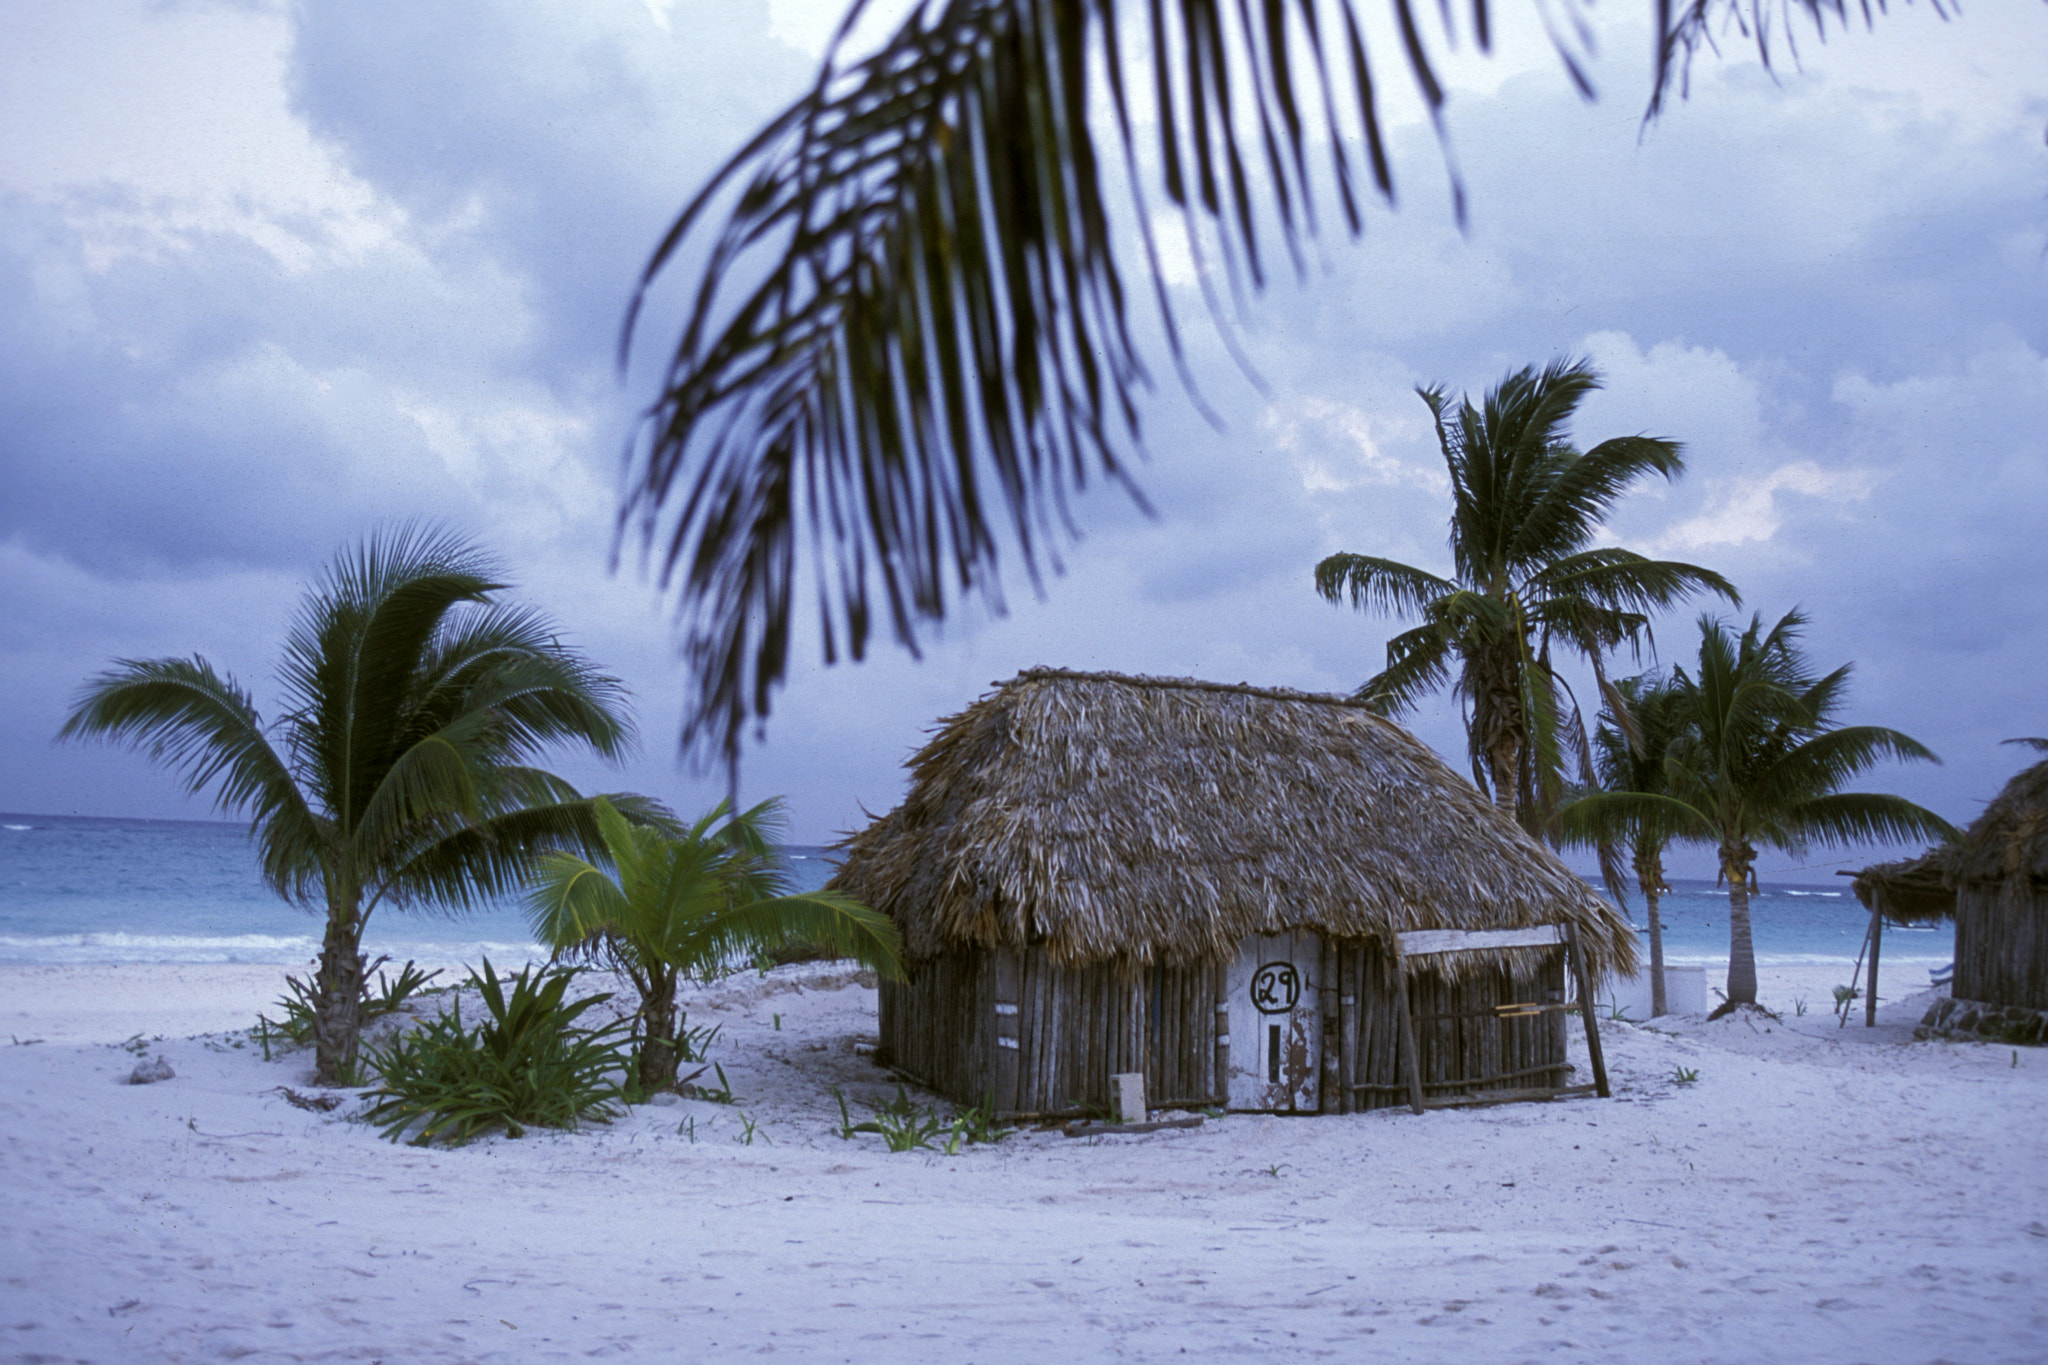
[0,813,1950,971]
[0,813,836,968]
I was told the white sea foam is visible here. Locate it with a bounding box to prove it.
[3,824,33,832]
[0,932,547,967]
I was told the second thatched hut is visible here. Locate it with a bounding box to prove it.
[830,669,1636,1118]
[1856,754,2048,1044]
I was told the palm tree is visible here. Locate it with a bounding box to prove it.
[1314,358,1736,828]
[1561,672,1694,1016]
[1572,610,1956,1015]
[620,1,1939,769]
[60,526,649,1083]
[526,796,902,1093]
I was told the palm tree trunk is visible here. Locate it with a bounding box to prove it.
[1636,846,1668,1017]
[312,900,367,1085]
[1718,844,1760,1012]
[637,968,681,1092]
[1488,743,1520,821]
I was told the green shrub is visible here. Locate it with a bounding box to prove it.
[362,960,630,1146]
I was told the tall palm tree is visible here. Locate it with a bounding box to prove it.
[1561,671,1693,1016]
[1572,610,1956,1015]
[620,1,1942,769]
[527,796,902,1093]
[1314,358,1737,827]
[61,526,650,1083]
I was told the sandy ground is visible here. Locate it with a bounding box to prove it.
[1,958,2043,1364]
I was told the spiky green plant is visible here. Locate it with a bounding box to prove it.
[362,960,631,1146]
[526,796,902,1093]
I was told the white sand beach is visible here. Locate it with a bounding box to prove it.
[2,958,2043,1364]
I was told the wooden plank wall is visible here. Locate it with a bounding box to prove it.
[882,949,1222,1115]
[882,938,1573,1117]
[876,951,990,1104]
[1341,943,1569,1112]
[1955,883,2048,1011]
[1145,960,1223,1108]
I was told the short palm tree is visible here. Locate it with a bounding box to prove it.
[1573,610,1956,1014]
[621,0,1902,770]
[60,526,648,1083]
[1561,672,1694,1016]
[527,796,903,1093]
[1315,358,1737,829]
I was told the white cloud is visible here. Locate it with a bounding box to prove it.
[1650,460,1879,555]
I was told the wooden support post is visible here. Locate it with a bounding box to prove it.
[1865,906,1884,1029]
[1564,925,1610,1099]
[1396,954,1426,1115]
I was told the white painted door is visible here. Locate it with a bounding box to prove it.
[1225,931,1321,1112]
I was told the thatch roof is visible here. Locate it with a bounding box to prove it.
[830,668,1636,978]
[1850,757,2048,917]
[1947,758,2048,887]
[1850,855,1955,924]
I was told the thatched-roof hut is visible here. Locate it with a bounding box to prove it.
[1855,757,2048,1044]
[831,669,1636,1117]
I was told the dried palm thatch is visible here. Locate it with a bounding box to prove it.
[1947,758,2048,888]
[1854,757,2048,916]
[832,668,1636,980]
[1850,855,1955,925]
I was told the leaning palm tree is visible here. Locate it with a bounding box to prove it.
[1560,671,1694,1016]
[1315,358,1736,828]
[526,796,902,1093]
[622,1,1943,771]
[1571,610,1956,1015]
[61,526,650,1083]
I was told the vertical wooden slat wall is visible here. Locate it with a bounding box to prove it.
[1338,943,1570,1111]
[1955,884,2048,1011]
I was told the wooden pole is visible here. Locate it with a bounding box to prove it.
[1396,953,1426,1115]
[1564,925,1611,1099]
[1865,906,1884,1029]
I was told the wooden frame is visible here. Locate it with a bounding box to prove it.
[1384,925,1610,1114]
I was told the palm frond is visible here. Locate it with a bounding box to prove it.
[1781,791,1960,851]
[59,657,324,901]
[1312,553,1456,617]
[1356,621,1453,716]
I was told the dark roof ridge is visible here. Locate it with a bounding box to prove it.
[1008,666,1371,711]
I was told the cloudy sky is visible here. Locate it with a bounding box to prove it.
[3,0,2044,882]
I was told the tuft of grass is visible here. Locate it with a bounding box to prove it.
[682,1063,736,1104]
[360,960,629,1146]
[833,1085,1010,1154]
[259,959,442,1049]
[1793,997,1808,1017]
[1673,1066,1700,1085]
[735,1111,770,1146]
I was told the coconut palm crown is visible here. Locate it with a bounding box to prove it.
[1572,609,1957,1014]
[60,525,651,1083]
[1316,358,1737,828]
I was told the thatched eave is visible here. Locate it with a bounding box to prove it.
[831,668,1637,980]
